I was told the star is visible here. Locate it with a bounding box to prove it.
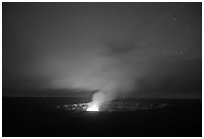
[185,25,191,30]
[169,17,178,24]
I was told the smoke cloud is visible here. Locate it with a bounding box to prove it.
[49,42,141,107]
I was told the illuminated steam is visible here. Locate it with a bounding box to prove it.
[87,101,99,111]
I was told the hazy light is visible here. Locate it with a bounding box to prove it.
[87,102,99,111]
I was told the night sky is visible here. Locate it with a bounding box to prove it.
[3,2,202,98]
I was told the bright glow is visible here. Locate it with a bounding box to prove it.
[87,103,99,111]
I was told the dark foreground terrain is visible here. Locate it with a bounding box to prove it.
[3,97,202,137]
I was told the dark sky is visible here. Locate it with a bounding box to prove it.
[3,2,202,98]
